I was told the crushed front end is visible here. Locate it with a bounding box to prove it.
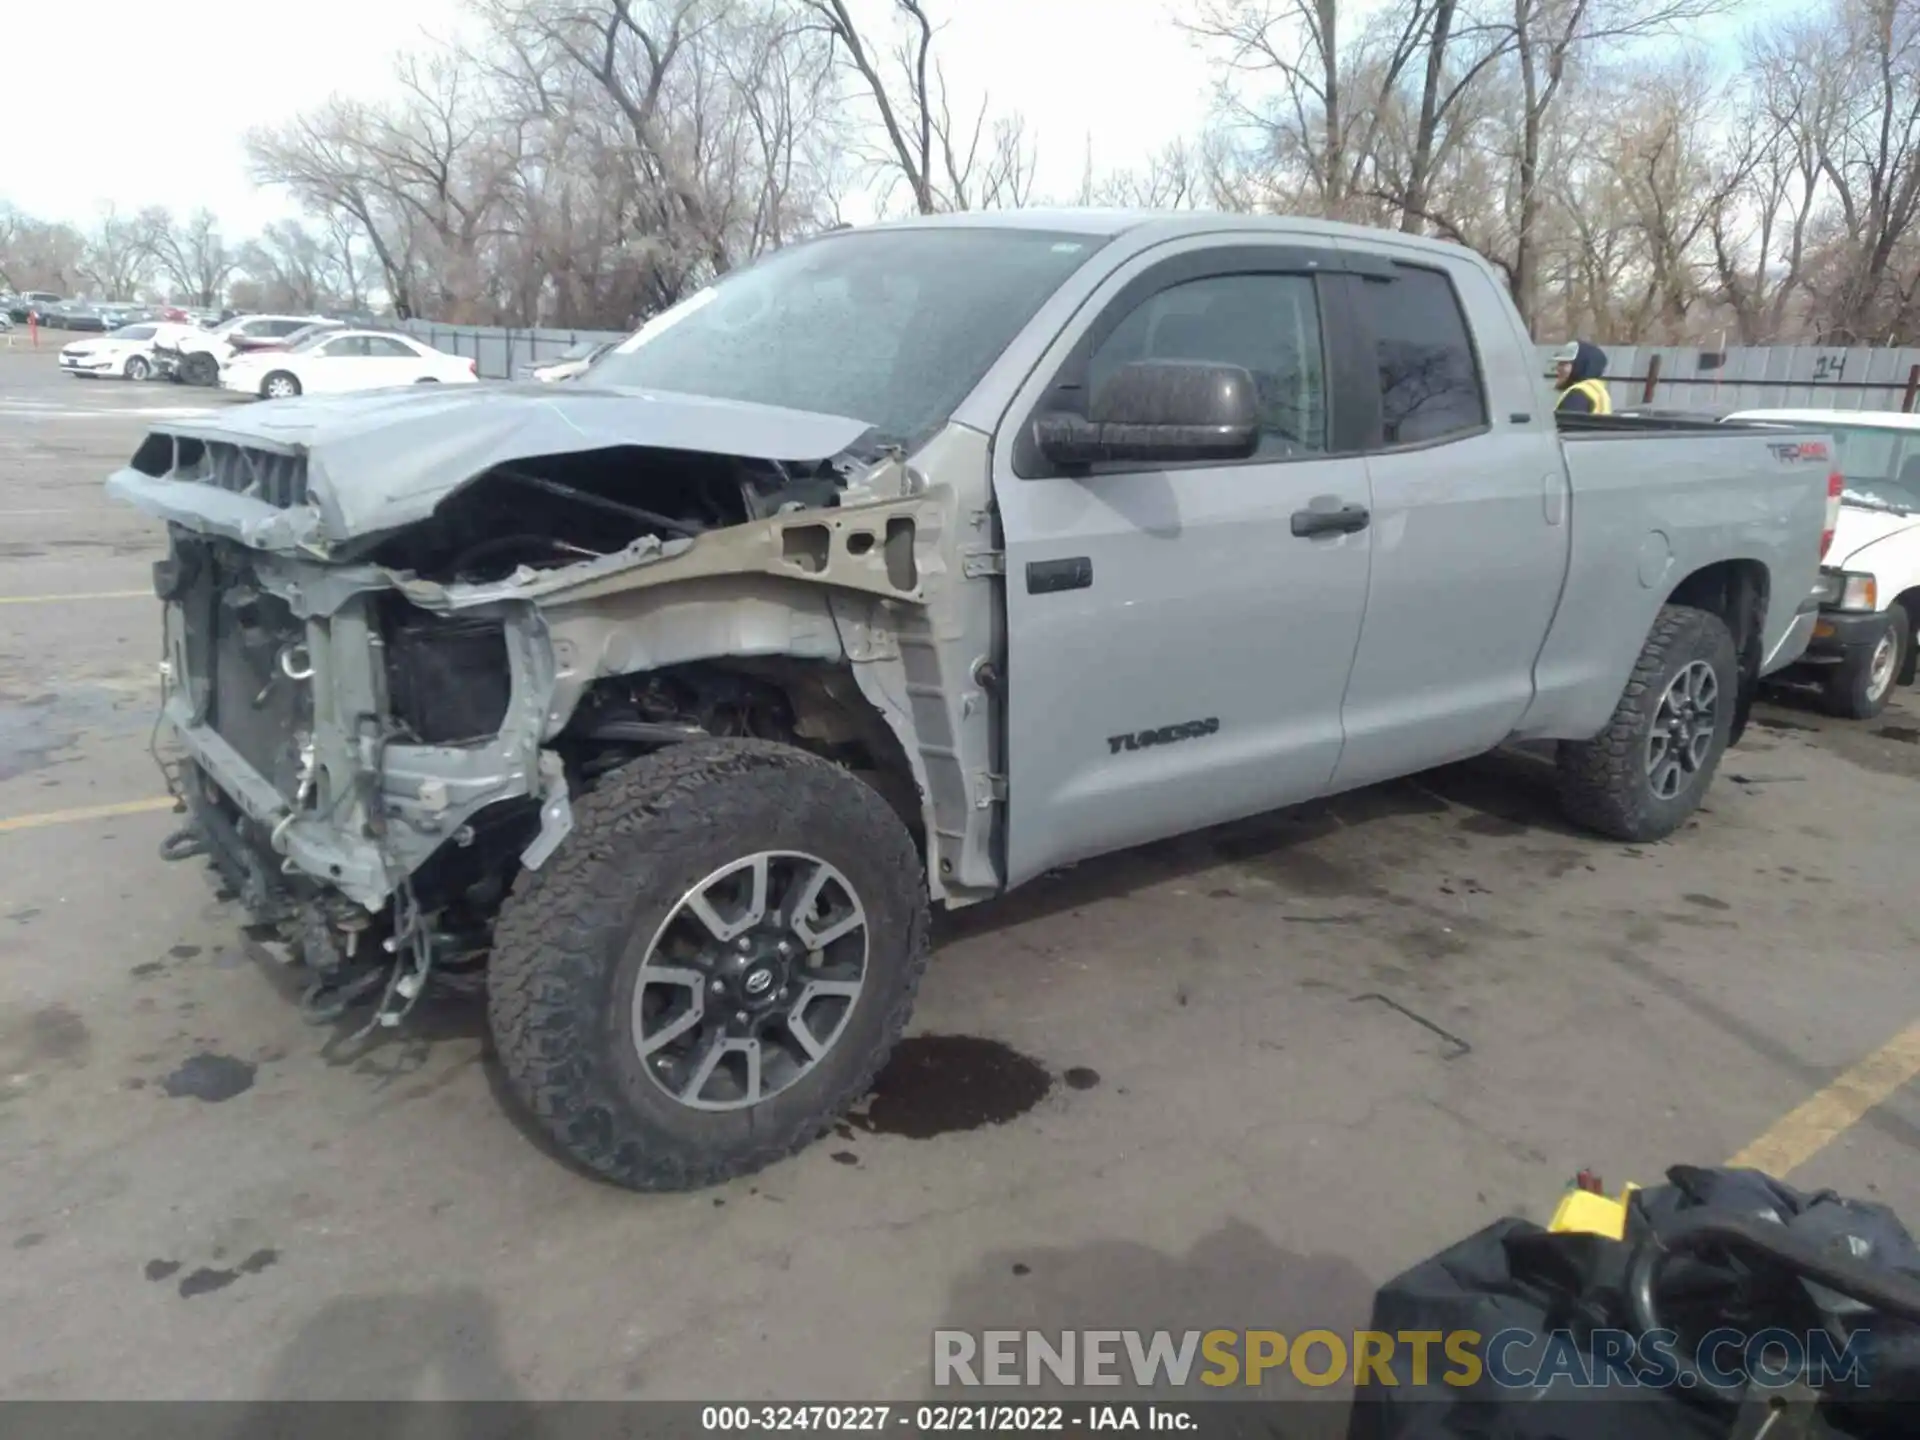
[150,521,562,1028]
[106,385,901,1033]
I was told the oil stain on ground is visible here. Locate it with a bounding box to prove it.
[848,1035,1055,1140]
[160,1053,256,1103]
[176,1248,278,1298]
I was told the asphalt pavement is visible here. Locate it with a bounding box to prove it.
[2,342,1918,1408]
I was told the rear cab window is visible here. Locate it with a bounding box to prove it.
[1352,262,1489,447]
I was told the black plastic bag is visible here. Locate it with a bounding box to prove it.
[1345,1166,1920,1440]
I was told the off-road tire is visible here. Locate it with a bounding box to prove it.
[1556,604,1738,842]
[487,738,930,1191]
[1821,606,1908,721]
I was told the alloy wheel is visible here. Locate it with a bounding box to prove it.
[1646,659,1719,800]
[631,851,869,1113]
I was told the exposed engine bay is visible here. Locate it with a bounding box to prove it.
[122,412,954,1040]
[365,445,847,586]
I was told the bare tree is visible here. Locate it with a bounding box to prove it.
[475,0,838,321]
[75,206,153,299]
[1502,0,1734,330]
[1184,0,1509,227]
[139,207,240,306]
[247,99,429,317]
[798,0,1034,213]
[1083,137,1213,208]
[1789,0,1920,341]
[234,219,369,312]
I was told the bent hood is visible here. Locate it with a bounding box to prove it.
[104,382,876,553]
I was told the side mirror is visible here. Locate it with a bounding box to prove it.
[1033,360,1261,468]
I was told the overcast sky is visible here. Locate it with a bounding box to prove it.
[3,0,1219,236]
[3,0,1796,239]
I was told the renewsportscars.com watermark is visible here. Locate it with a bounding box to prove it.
[932,1328,1874,1391]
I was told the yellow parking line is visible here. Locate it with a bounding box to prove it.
[0,589,150,605]
[0,797,177,833]
[1727,1018,1920,1176]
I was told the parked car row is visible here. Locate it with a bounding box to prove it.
[1,294,217,330]
[150,313,340,385]
[58,311,477,397]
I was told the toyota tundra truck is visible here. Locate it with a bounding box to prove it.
[105,211,1841,1190]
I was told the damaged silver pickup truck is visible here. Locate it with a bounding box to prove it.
[108,211,1839,1190]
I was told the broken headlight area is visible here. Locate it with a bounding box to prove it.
[379,601,512,747]
[151,536,541,1037]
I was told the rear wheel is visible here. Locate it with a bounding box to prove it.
[488,739,930,1191]
[124,355,150,382]
[261,371,301,400]
[1557,604,1738,842]
[1822,607,1908,720]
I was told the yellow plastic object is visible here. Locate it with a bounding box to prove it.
[1548,1182,1642,1240]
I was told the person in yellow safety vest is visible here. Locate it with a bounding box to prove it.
[1552,339,1612,415]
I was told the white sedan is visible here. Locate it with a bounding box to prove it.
[221,330,480,399]
[59,322,189,380]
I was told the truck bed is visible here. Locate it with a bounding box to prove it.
[1510,416,1835,741]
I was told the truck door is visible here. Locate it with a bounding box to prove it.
[1325,254,1571,792]
[991,242,1376,887]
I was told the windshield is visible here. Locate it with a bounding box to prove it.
[593,227,1106,444]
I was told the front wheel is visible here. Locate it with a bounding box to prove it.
[261,371,301,400]
[1556,604,1738,842]
[180,352,218,386]
[124,355,150,382]
[1822,607,1908,720]
[488,739,930,1191]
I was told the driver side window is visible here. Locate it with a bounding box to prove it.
[1085,273,1328,458]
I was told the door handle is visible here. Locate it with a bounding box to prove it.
[1290,503,1371,538]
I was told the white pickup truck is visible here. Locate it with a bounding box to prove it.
[112,211,1842,1189]
[1727,409,1920,718]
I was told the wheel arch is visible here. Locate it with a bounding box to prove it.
[537,574,964,904]
[1895,586,1920,686]
[1664,558,1769,745]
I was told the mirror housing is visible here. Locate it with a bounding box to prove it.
[1034,360,1260,468]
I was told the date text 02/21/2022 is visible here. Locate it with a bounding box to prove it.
[699,1403,1197,1431]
